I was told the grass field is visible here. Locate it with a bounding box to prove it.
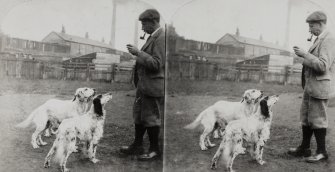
[2,79,335,172]
[0,79,162,172]
[165,80,335,172]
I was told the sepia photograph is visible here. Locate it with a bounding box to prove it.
[0,0,335,172]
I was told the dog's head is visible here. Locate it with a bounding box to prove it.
[73,87,96,102]
[92,92,113,117]
[241,89,263,104]
[259,95,279,119]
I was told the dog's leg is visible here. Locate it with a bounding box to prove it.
[87,141,95,161]
[50,120,61,135]
[206,136,216,148]
[38,134,48,146]
[31,130,42,148]
[32,117,49,148]
[200,125,215,150]
[60,140,76,172]
[44,121,52,137]
[44,129,51,137]
[213,129,220,139]
[60,154,70,172]
[44,140,58,168]
[227,152,239,172]
[210,141,225,170]
[235,137,246,154]
[81,141,90,158]
[249,143,256,159]
[89,144,100,163]
[255,141,266,165]
[200,132,209,150]
[213,122,221,139]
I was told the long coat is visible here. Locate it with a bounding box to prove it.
[133,28,165,97]
[302,31,335,99]
[132,28,165,127]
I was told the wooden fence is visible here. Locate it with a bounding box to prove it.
[168,60,302,85]
[0,58,302,85]
[0,59,133,83]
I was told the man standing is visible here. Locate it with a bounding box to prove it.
[288,11,335,163]
[120,9,165,161]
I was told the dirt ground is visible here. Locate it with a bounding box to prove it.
[165,80,335,172]
[0,79,162,172]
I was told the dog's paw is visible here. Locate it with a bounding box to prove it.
[201,146,208,151]
[90,158,100,164]
[32,144,40,149]
[257,159,266,165]
[44,161,50,168]
[40,141,48,146]
[62,168,70,172]
[210,162,217,170]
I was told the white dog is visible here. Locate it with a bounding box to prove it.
[16,87,96,149]
[44,92,112,172]
[184,89,263,150]
[210,95,279,172]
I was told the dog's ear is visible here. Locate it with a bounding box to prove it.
[260,97,270,118]
[93,95,103,117]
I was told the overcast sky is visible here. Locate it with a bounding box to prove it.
[0,0,334,52]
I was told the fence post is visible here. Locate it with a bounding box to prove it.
[5,59,8,76]
[111,63,115,83]
[284,66,290,85]
[178,60,182,80]
[259,65,263,84]
[215,64,219,81]
[86,63,90,82]
[236,68,241,82]
[64,64,68,80]
[74,63,77,80]
[32,61,35,80]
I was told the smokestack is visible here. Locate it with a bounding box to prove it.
[110,0,117,48]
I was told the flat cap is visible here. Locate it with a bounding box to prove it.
[306,11,327,23]
[139,9,160,22]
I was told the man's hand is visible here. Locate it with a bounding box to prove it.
[293,46,308,58]
[126,44,140,56]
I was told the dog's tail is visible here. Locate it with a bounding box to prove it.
[184,108,208,130]
[15,109,37,128]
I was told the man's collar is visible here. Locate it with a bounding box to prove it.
[317,28,328,39]
[150,27,162,37]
